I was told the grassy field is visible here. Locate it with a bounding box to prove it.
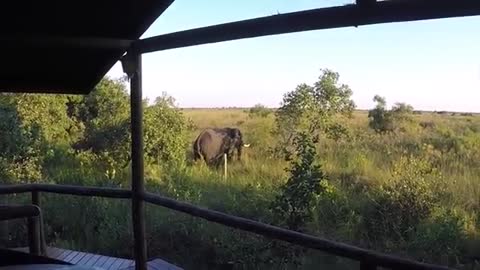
[4,107,480,270]
[147,108,480,269]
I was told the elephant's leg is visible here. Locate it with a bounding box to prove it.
[226,152,233,162]
[236,146,242,161]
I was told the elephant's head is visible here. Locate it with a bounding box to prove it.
[226,128,249,160]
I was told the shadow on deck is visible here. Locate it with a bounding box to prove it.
[12,247,182,270]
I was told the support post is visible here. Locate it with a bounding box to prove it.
[0,196,7,246]
[27,201,41,255]
[127,52,147,270]
[31,191,46,255]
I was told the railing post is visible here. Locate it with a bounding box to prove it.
[31,190,46,255]
[27,191,41,255]
[0,195,7,246]
[123,50,147,270]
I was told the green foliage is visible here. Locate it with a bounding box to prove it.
[391,102,414,120]
[70,78,131,166]
[248,104,272,118]
[144,92,189,168]
[364,155,448,244]
[368,95,393,133]
[410,207,468,265]
[0,94,48,182]
[15,94,78,145]
[275,69,355,152]
[271,132,327,231]
[368,95,415,133]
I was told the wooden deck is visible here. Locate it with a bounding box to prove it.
[12,247,182,270]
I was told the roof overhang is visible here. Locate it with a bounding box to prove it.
[1,0,479,95]
[0,0,173,94]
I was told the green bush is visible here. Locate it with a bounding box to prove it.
[274,69,355,154]
[368,95,394,133]
[271,132,327,232]
[144,93,189,168]
[363,155,448,244]
[368,95,415,134]
[410,207,467,266]
[248,104,271,118]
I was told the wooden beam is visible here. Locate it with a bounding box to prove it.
[34,184,132,199]
[137,0,480,53]
[0,184,131,199]
[0,184,35,194]
[0,36,132,50]
[129,52,147,270]
[0,205,40,221]
[356,0,376,9]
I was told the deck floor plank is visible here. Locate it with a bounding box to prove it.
[77,253,95,266]
[10,246,181,270]
[117,259,132,269]
[150,259,183,270]
[102,255,119,269]
[56,249,73,261]
[47,247,64,259]
[70,251,88,264]
[108,258,129,270]
[63,250,80,263]
[83,254,102,267]
[146,261,161,270]
[93,254,111,268]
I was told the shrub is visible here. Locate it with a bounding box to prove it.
[271,132,327,232]
[368,95,394,133]
[410,207,467,265]
[248,104,271,118]
[363,155,448,244]
[274,69,355,156]
[144,93,189,168]
[368,95,415,134]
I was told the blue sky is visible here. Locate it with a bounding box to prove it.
[106,0,480,112]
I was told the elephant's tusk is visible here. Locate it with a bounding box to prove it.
[243,144,251,148]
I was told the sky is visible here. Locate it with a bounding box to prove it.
[106,0,480,112]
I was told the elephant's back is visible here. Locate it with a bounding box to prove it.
[197,128,224,158]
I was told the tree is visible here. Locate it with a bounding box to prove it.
[144,92,189,168]
[368,95,415,133]
[368,95,393,133]
[275,69,355,154]
[0,94,47,182]
[268,131,329,266]
[271,132,327,231]
[70,77,131,166]
[248,103,271,118]
[391,102,414,122]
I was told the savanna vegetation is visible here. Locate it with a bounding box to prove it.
[1,69,479,270]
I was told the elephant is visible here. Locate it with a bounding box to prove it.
[193,127,250,166]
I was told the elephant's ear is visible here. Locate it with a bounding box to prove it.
[227,128,237,138]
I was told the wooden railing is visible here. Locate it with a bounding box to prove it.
[0,184,453,270]
[0,201,43,255]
